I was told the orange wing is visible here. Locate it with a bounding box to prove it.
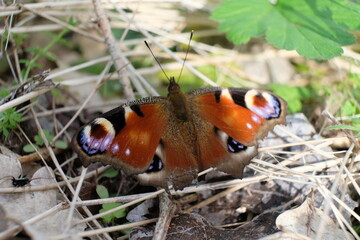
[191,88,287,146]
[72,97,168,175]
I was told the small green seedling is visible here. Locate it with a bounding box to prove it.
[0,108,23,137]
[96,185,126,224]
[100,168,119,179]
[22,130,68,152]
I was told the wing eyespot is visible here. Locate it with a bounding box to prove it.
[77,118,115,156]
[244,90,283,120]
[227,136,247,153]
[146,154,164,173]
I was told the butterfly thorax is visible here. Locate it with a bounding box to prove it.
[167,77,189,122]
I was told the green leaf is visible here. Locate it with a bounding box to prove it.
[351,118,360,124]
[19,59,30,64]
[44,53,57,62]
[99,208,113,223]
[212,0,360,59]
[341,100,357,116]
[100,168,119,178]
[34,135,44,146]
[99,202,126,223]
[96,185,109,199]
[23,144,37,153]
[54,140,68,149]
[25,46,41,53]
[0,88,10,98]
[99,79,122,99]
[269,84,311,113]
[0,108,23,136]
[2,128,9,137]
[43,130,54,142]
[327,125,360,132]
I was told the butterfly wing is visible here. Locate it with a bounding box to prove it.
[190,87,287,176]
[72,97,168,175]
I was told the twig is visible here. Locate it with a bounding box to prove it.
[153,192,178,240]
[0,88,49,113]
[64,167,87,233]
[92,0,135,100]
[19,147,65,164]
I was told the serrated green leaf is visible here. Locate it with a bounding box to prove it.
[100,168,119,178]
[12,113,22,122]
[96,185,109,199]
[9,118,15,127]
[23,144,37,153]
[54,140,68,149]
[212,0,360,59]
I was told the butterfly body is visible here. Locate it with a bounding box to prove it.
[72,78,286,190]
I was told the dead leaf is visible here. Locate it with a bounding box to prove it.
[0,149,86,238]
[276,197,354,240]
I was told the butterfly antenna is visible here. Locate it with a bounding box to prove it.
[177,30,194,83]
[144,40,170,82]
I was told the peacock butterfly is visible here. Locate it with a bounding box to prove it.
[72,76,287,190]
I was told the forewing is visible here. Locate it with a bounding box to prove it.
[72,97,168,175]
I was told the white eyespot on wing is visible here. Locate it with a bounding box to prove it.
[246,123,253,129]
[244,90,281,119]
[251,114,262,124]
[110,143,120,155]
[125,148,131,156]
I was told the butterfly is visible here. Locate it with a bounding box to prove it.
[72,76,287,190]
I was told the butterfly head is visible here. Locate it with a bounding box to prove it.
[167,77,181,95]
